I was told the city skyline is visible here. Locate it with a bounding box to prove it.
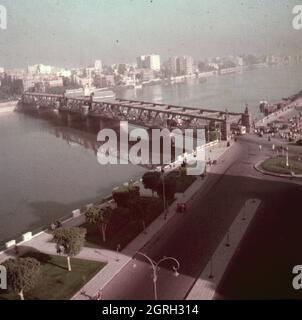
[0,0,301,69]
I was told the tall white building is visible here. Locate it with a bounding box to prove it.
[169,56,194,75]
[177,56,194,75]
[94,60,103,72]
[137,54,161,71]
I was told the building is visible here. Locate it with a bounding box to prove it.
[177,56,194,75]
[27,64,53,75]
[94,60,103,72]
[44,77,63,89]
[56,69,71,78]
[136,68,154,81]
[100,75,115,87]
[137,54,161,71]
[168,57,178,75]
[169,56,194,76]
[4,68,25,79]
[23,76,36,91]
[72,74,93,88]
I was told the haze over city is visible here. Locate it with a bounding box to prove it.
[0,0,301,68]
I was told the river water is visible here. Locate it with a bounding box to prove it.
[0,64,301,244]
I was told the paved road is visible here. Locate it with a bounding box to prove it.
[101,134,301,299]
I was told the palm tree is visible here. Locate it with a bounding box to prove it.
[85,206,113,242]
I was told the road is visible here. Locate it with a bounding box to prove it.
[101,134,302,299]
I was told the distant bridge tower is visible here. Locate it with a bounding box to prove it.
[241,105,251,133]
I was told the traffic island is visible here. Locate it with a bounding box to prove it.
[255,155,302,178]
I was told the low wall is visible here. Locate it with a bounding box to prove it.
[0,198,116,256]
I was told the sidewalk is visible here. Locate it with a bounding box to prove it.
[186,198,261,300]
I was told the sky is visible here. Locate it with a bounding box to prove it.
[0,0,301,68]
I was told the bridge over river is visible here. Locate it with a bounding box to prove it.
[20,92,251,140]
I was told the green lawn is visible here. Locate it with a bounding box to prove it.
[82,197,164,250]
[261,156,302,175]
[0,251,105,300]
[82,169,197,251]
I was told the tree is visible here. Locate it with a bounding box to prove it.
[112,185,140,207]
[112,187,131,207]
[85,206,113,243]
[3,257,40,300]
[128,199,146,232]
[53,227,86,272]
[142,171,161,197]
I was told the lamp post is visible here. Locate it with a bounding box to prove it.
[161,167,167,220]
[286,146,289,167]
[132,252,180,300]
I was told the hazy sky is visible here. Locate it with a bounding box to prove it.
[0,0,301,68]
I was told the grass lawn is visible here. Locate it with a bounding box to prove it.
[0,251,105,300]
[261,156,302,175]
[82,197,164,250]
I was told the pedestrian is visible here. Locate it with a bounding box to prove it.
[96,290,103,300]
[14,245,19,256]
[259,145,262,151]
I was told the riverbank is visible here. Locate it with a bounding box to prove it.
[0,100,18,113]
[255,96,302,128]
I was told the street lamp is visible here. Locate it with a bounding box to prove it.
[132,252,180,300]
[286,146,289,167]
[161,167,168,220]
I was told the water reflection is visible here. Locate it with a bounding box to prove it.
[0,106,146,244]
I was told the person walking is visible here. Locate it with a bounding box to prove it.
[96,290,103,300]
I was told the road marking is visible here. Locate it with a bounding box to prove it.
[186,198,261,300]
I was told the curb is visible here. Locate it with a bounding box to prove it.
[254,160,301,179]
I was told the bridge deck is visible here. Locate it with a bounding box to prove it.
[21,92,243,124]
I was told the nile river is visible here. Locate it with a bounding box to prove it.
[0,64,302,244]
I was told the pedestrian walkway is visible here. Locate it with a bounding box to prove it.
[186,198,261,300]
